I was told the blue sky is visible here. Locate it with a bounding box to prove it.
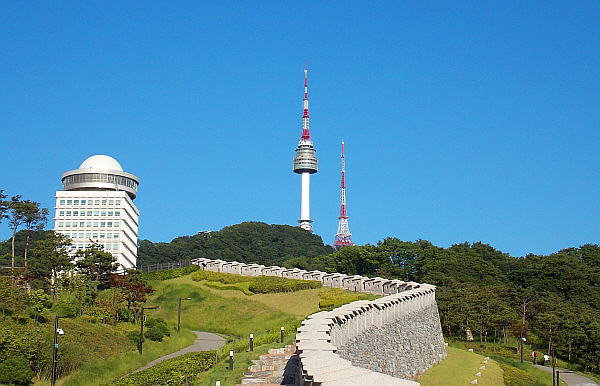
[1,1,599,257]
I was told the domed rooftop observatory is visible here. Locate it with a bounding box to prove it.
[79,155,123,171]
[61,154,139,199]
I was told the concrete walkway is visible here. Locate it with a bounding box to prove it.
[535,365,599,385]
[130,331,226,375]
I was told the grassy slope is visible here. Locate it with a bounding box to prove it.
[419,346,504,386]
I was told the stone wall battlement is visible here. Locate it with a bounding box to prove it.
[190,258,446,386]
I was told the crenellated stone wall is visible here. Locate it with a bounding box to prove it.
[190,258,446,386]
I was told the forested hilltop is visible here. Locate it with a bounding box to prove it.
[138,222,600,374]
[137,222,333,266]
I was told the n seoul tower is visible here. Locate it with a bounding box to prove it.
[292,65,318,231]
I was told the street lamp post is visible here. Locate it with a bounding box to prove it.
[51,315,74,385]
[178,297,192,333]
[139,306,158,355]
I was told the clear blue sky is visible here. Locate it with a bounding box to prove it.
[1,1,599,257]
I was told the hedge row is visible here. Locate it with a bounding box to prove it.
[191,270,252,284]
[107,351,215,386]
[141,265,199,281]
[248,276,321,294]
[191,271,322,294]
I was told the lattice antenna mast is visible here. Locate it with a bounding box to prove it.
[334,141,353,248]
[292,63,318,232]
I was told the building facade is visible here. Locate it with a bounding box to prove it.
[53,155,139,270]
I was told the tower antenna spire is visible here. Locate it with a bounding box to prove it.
[333,140,353,249]
[293,64,318,232]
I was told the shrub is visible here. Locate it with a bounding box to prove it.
[144,326,165,342]
[0,356,35,385]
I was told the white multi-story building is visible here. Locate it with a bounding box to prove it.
[54,155,140,270]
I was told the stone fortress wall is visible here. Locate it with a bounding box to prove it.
[191,258,447,386]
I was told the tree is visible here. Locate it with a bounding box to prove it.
[7,196,25,269]
[110,269,154,322]
[20,201,48,268]
[75,242,119,291]
[0,190,7,224]
[29,232,73,303]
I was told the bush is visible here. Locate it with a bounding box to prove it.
[126,330,140,343]
[0,356,35,385]
[144,326,165,342]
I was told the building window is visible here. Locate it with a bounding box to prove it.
[79,233,84,239]
[60,200,65,205]
[85,233,91,239]
[81,200,86,205]
[101,211,106,216]
[106,233,112,239]
[102,200,107,205]
[95,200,100,205]
[92,233,98,239]
[108,200,114,205]
[65,222,71,227]
[93,222,98,227]
[113,234,119,239]
[86,222,91,227]
[114,221,120,227]
[79,222,84,227]
[115,200,121,205]
[115,211,121,216]
[87,211,92,216]
[107,222,112,227]
[59,211,64,216]
[113,244,119,250]
[74,200,79,205]
[78,244,83,249]
[94,211,99,216]
[73,211,78,216]
[105,244,111,250]
[99,233,105,239]
[108,211,113,216]
[67,200,72,205]
[72,223,77,228]
[66,211,71,216]
[100,222,105,227]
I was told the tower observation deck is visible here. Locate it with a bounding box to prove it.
[292,67,318,231]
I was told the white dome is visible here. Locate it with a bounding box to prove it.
[79,155,123,171]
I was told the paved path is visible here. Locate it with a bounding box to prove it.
[130,331,226,375]
[535,365,599,385]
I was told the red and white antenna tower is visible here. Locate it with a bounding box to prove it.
[333,141,353,248]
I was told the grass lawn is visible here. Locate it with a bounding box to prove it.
[418,346,504,386]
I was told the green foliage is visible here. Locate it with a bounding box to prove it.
[497,362,544,386]
[317,287,378,310]
[143,318,171,341]
[137,221,333,266]
[248,276,321,293]
[192,270,321,294]
[140,264,199,281]
[144,325,166,341]
[191,270,253,284]
[0,356,35,385]
[107,351,216,386]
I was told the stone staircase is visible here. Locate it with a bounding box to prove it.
[236,344,298,386]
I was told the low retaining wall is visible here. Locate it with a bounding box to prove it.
[190,258,446,386]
